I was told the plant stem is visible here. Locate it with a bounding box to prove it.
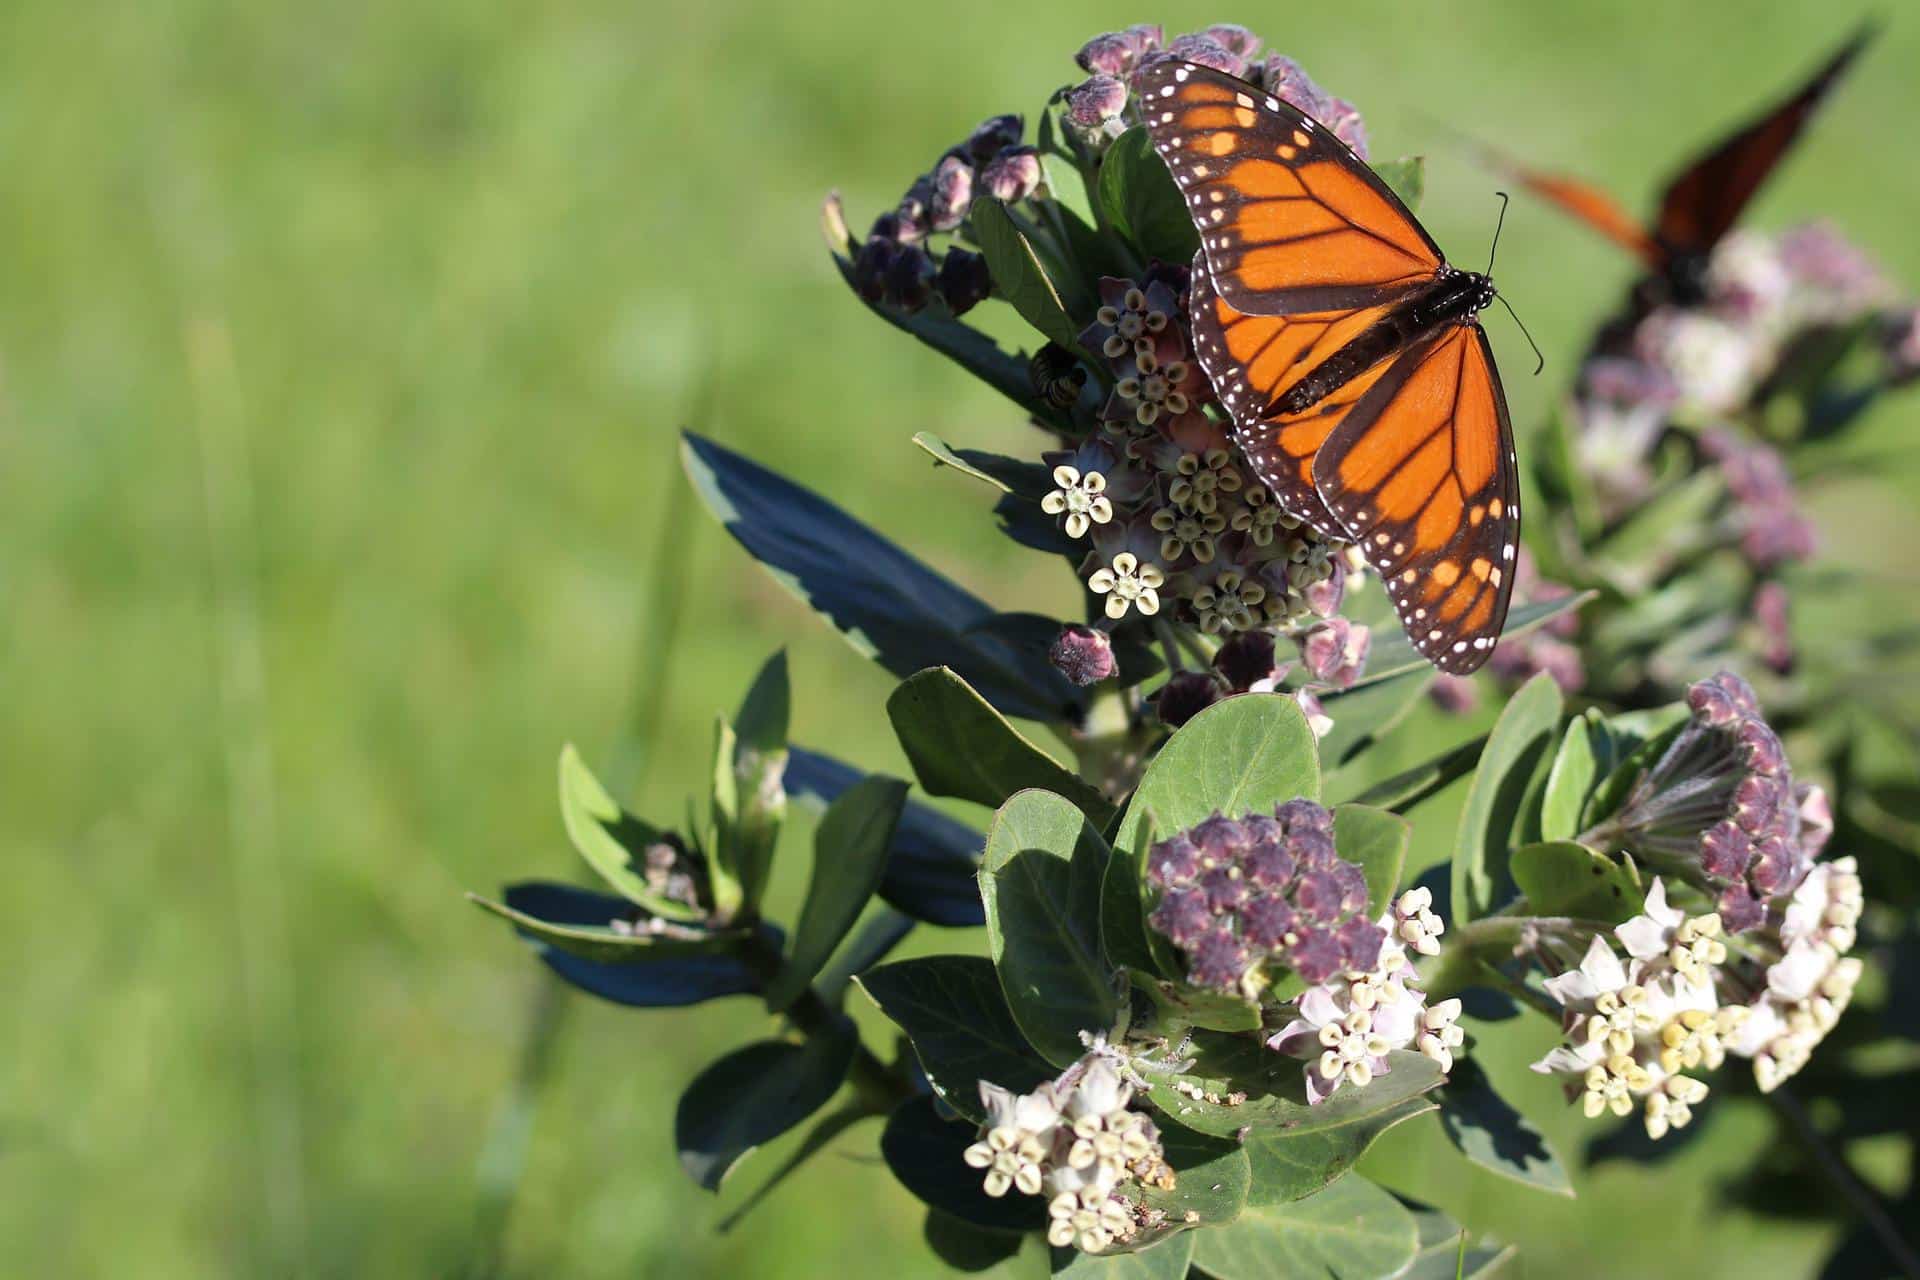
[1768,1087,1920,1279]
[743,932,914,1116]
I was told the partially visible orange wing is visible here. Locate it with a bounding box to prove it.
[1139,60,1441,315]
[1484,153,1662,267]
[1314,325,1519,675]
[1187,254,1395,526]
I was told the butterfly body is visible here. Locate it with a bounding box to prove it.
[1142,58,1519,673]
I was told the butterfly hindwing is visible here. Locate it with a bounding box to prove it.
[1138,60,1441,315]
[1314,325,1519,673]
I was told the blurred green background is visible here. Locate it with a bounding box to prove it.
[4,0,1915,1275]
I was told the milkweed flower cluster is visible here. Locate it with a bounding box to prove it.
[963,1054,1172,1254]
[1267,887,1464,1102]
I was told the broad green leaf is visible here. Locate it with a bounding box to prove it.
[1190,1176,1420,1280]
[785,746,985,927]
[1315,667,1436,770]
[467,888,753,964]
[889,667,1115,827]
[830,252,1068,429]
[925,1210,1025,1273]
[1097,127,1200,265]
[1101,811,1160,976]
[971,199,1084,351]
[556,743,704,922]
[1540,711,1610,843]
[1347,594,1594,691]
[765,776,909,1010]
[1052,1231,1194,1277]
[1135,1031,1441,1186]
[1591,470,1724,585]
[856,956,1054,1122]
[1113,694,1320,853]
[683,433,1084,724]
[1331,804,1408,917]
[882,1095,1047,1232]
[1453,672,1563,923]
[675,1027,855,1191]
[1401,1206,1519,1279]
[1510,840,1641,923]
[912,431,1053,496]
[1375,156,1425,210]
[1331,733,1486,813]
[1435,1058,1574,1198]
[1128,1121,1251,1244]
[1131,970,1263,1034]
[730,651,790,906]
[716,1105,876,1233]
[981,789,1121,1066]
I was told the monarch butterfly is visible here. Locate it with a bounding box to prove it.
[1139,59,1518,674]
[1492,22,1874,313]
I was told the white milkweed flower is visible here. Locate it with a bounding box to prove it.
[1042,465,1114,539]
[1390,886,1446,957]
[1615,878,1729,984]
[1087,552,1165,620]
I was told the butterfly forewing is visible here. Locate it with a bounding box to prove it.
[1138,61,1441,315]
[1313,326,1519,673]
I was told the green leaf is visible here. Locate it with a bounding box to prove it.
[1510,840,1641,924]
[830,253,1067,429]
[1375,156,1425,210]
[555,743,704,922]
[1591,470,1725,585]
[1400,1206,1520,1279]
[1331,733,1486,813]
[981,789,1121,1066]
[972,198,1083,350]
[466,888,755,964]
[1052,1231,1195,1277]
[1583,714,1687,832]
[730,652,791,906]
[889,667,1115,827]
[1131,970,1263,1034]
[1190,1177,1420,1280]
[1453,672,1563,923]
[912,431,1054,496]
[675,1028,856,1191]
[1101,811,1160,976]
[1435,1058,1574,1198]
[1129,1121,1251,1242]
[882,1095,1047,1232]
[925,1210,1025,1273]
[1331,804,1408,917]
[1097,127,1201,265]
[856,956,1054,1123]
[682,433,1085,724]
[1135,1033,1440,1205]
[1113,693,1320,853]
[707,715,747,918]
[765,775,909,1011]
[1539,711,1610,843]
[716,1104,876,1233]
[1315,667,1436,770]
[1346,594,1594,691]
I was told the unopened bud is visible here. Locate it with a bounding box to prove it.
[1049,624,1116,687]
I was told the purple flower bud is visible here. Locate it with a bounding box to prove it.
[981,146,1043,202]
[1147,832,1200,888]
[1156,671,1222,727]
[1428,673,1479,715]
[1321,98,1369,160]
[1067,75,1130,128]
[883,242,936,311]
[1884,306,1920,384]
[1686,678,1743,727]
[1754,580,1794,674]
[1287,926,1346,983]
[936,247,992,317]
[1243,812,1285,851]
[1200,865,1250,913]
[851,237,896,303]
[1299,618,1370,688]
[892,181,933,244]
[1213,631,1279,692]
[928,156,973,233]
[867,209,916,246]
[1276,798,1333,835]
[1245,842,1296,890]
[1797,785,1833,860]
[1074,25,1162,76]
[1149,887,1214,949]
[1749,834,1798,895]
[1337,916,1386,973]
[1188,927,1249,990]
[1294,868,1347,922]
[1717,886,1767,934]
[1048,623,1115,687]
[1241,893,1298,950]
[1197,24,1262,61]
[1736,718,1787,776]
[1165,33,1246,77]
[963,115,1024,167]
[1333,861,1369,913]
[1254,54,1331,119]
[1191,812,1251,865]
[1302,558,1347,618]
[1287,827,1338,873]
[1731,775,1786,836]
[1700,820,1752,882]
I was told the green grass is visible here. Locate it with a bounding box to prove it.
[1,0,1915,1275]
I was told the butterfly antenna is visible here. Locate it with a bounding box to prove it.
[1485,190,1511,275]
[1497,294,1545,376]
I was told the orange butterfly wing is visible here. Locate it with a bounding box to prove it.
[1186,257,1396,526]
[1314,325,1519,673]
[1139,61,1441,314]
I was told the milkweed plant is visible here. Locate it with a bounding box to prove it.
[471,22,1920,1278]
